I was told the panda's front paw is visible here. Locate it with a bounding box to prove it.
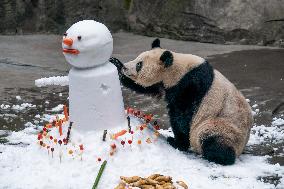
[167,136,189,151]
[167,136,178,149]
[109,57,124,71]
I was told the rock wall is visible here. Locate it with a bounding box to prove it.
[128,0,284,46]
[0,0,283,46]
[0,0,126,34]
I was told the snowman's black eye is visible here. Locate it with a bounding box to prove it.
[63,33,67,37]
[77,36,82,40]
[136,61,143,72]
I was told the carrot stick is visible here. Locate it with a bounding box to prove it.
[112,130,127,139]
[63,105,69,121]
[58,120,63,136]
[45,123,52,128]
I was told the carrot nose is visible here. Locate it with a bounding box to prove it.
[63,37,73,46]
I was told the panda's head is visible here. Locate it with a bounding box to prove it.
[122,39,174,87]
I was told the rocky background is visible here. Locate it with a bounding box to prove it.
[0,0,284,47]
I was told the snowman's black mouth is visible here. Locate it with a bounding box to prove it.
[63,48,80,55]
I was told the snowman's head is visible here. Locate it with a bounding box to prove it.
[62,20,113,68]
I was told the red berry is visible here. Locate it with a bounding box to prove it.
[37,133,42,140]
[58,140,62,145]
[49,136,53,140]
[98,158,101,162]
[43,127,47,132]
[79,144,84,151]
[128,140,132,145]
[140,126,144,131]
[130,131,134,134]
[121,140,125,146]
[154,125,160,130]
[39,141,43,146]
[63,138,67,144]
[47,146,50,149]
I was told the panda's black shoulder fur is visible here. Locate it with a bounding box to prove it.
[165,61,214,151]
[165,61,214,107]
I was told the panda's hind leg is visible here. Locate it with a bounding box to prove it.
[190,119,243,165]
[201,135,236,165]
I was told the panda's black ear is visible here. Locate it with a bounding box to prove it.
[151,38,161,49]
[160,51,173,68]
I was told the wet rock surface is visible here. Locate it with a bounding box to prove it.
[0,33,283,170]
[0,0,283,46]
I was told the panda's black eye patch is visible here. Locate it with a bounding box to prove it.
[136,61,143,72]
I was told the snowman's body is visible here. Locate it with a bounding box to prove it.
[63,20,126,131]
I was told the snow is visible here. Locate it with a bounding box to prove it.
[252,104,258,108]
[35,76,69,87]
[272,118,284,126]
[0,109,284,189]
[248,124,284,145]
[11,103,36,111]
[16,96,21,100]
[48,104,64,112]
[63,20,113,68]
[251,103,259,116]
[69,63,126,131]
[1,104,10,109]
[61,20,126,132]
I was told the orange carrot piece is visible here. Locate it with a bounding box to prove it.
[113,130,127,139]
[58,120,63,136]
[63,105,69,121]
[45,123,52,128]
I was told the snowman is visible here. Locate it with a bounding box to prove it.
[62,20,126,132]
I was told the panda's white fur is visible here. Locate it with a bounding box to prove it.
[122,48,204,88]
[110,39,253,165]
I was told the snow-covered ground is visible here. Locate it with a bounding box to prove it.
[0,77,283,188]
[0,102,283,189]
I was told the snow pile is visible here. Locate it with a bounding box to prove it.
[0,104,10,110]
[0,112,284,189]
[248,101,284,145]
[48,104,64,112]
[272,117,284,126]
[248,124,284,145]
[35,76,69,87]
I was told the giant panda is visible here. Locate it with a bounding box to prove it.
[110,39,253,165]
